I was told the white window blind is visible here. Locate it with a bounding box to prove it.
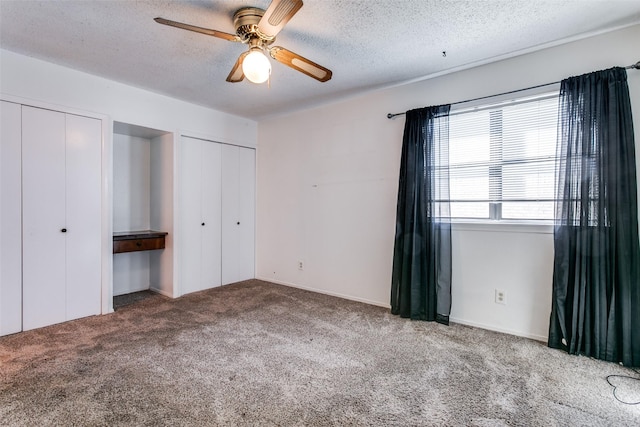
[447,92,559,221]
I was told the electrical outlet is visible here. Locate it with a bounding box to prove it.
[495,289,506,305]
[298,261,303,271]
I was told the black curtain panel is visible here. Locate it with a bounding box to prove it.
[549,67,640,366]
[391,105,452,325]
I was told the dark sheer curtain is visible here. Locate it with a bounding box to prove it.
[391,105,452,325]
[549,67,640,366]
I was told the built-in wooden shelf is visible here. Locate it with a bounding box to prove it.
[113,230,168,254]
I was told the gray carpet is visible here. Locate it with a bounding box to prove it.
[113,290,155,310]
[1,280,638,426]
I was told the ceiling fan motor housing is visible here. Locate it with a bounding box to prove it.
[233,7,273,44]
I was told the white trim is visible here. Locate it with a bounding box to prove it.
[257,277,549,342]
[150,286,173,298]
[178,128,255,149]
[449,316,548,342]
[113,284,150,297]
[451,221,554,234]
[171,131,181,298]
[1,93,107,122]
[256,276,391,309]
[102,115,114,315]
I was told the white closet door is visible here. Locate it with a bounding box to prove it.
[0,101,22,335]
[200,141,222,290]
[65,114,102,320]
[22,106,67,330]
[180,136,204,294]
[221,144,240,285]
[221,145,255,285]
[237,147,256,281]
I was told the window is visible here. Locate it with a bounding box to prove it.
[446,92,559,221]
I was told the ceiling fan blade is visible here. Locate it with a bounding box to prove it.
[269,46,332,82]
[257,0,303,38]
[226,52,248,83]
[154,17,240,42]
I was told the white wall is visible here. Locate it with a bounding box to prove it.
[0,50,257,148]
[256,24,640,341]
[113,134,151,232]
[112,133,151,296]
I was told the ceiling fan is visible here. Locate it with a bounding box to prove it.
[154,0,332,84]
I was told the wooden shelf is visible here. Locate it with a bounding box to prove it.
[113,230,168,254]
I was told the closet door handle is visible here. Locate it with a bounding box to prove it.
[201,222,205,226]
[61,228,67,233]
[237,222,240,225]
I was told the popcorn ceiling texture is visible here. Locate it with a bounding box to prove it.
[0,1,639,119]
[1,280,639,426]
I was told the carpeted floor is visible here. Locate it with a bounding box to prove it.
[113,290,155,310]
[1,279,639,426]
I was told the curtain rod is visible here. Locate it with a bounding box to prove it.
[386,61,640,119]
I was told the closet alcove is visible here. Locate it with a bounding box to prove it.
[112,122,174,302]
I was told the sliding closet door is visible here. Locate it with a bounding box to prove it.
[22,106,67,330]
[65,114,102,320]
[221,144,255,285]
[0,101,22,335]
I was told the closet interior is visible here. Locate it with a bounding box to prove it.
[112,122,174,301]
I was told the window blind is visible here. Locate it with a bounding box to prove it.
[445,92,559,221]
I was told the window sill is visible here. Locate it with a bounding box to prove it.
[450,220,554,234]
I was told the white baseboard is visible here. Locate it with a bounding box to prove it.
[255,276,391,309]
[113,285,149,297]
[114,286,174,299]
[449,316,548,342]
[150,286,174,298]
[256,276,547,342]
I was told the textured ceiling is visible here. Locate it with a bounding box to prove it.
[1,1,639,120]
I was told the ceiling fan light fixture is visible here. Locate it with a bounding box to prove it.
[156,0,332,84]
[242,48,271,84]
